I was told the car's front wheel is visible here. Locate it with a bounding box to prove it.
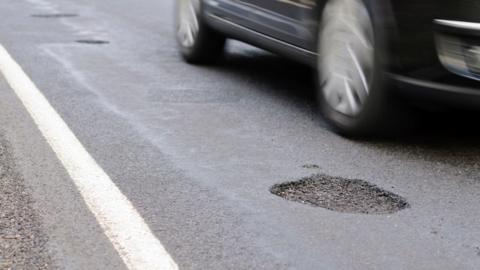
[318,0,394,137]
[176,0,226,64]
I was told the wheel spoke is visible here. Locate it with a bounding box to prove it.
[324,76,342,108]
[343,78,360,115]
[347,45,369,96]
[188,1,199,35]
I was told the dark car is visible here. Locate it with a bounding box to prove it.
[175,0,480,136]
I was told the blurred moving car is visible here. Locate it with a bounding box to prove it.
[175,0,480,136]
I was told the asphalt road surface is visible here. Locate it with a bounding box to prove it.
[1,0,480,269]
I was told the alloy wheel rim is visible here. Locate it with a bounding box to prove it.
[319,0,375,116]
[177,0,200,48]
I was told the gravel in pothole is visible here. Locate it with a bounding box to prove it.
[271,174,409,214]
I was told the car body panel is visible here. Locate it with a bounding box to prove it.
[204,0,480,105]
[204,0,320,50]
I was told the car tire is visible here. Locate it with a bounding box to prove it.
[176,0,226,64]
[317,0,397,137]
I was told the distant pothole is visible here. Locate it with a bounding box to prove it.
[302,164,320,169]
[75,39,110,45]
[271,174,409,214]
[30,13,78,18]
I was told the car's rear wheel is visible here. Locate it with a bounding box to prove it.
[176,0,226,64]
[318,0,393,137]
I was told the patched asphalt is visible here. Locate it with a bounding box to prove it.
[0,135,53,270]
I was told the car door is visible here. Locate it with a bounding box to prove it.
[240,0,320,50]
[207,0,321,51]
[239,0,320,49]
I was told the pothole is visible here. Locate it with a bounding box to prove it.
[30,13,78,18]
[302,164,320,169]
[271,174,409,214]
[75,40,110,45]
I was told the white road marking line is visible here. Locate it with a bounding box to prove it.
[0,44,178,270]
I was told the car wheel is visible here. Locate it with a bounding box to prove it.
[318,0,393,137]
[176,0,226,64]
